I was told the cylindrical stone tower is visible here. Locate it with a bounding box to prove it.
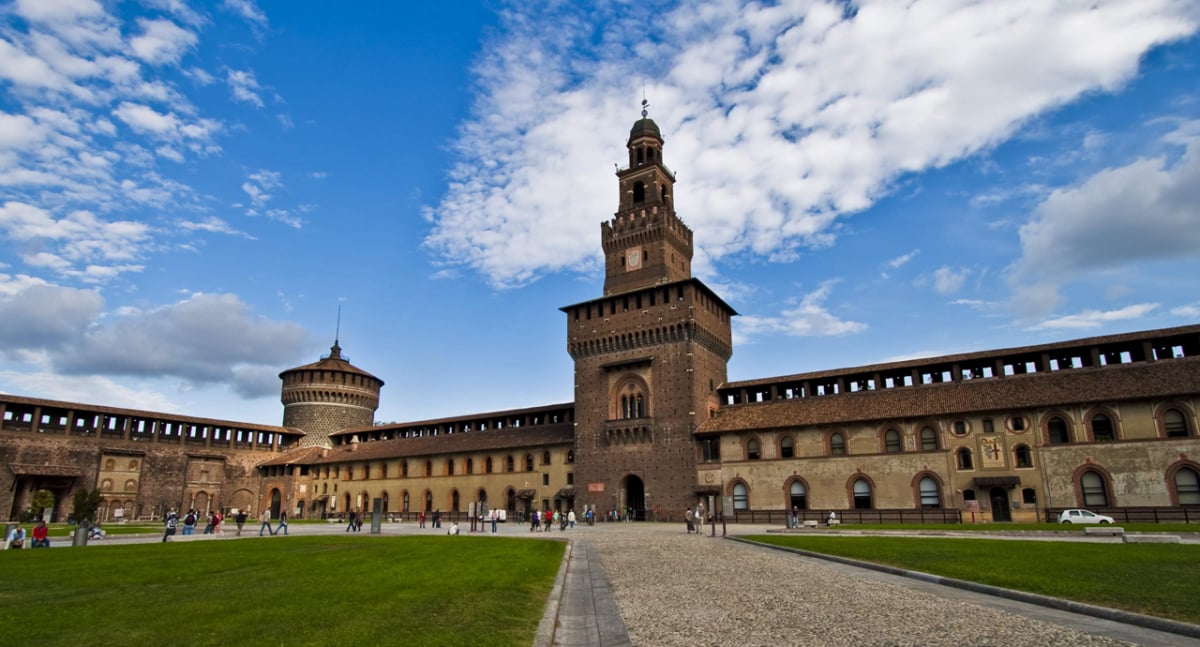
[279,341,383,448]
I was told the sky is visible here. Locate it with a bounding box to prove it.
[1,0,1199,428]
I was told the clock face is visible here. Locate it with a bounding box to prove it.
[626,249,641,269]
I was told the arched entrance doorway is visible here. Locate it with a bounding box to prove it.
[989,487,1011,522]
[621,474,645,521]
[269,489,281,518]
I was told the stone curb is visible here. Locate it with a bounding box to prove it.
[731,537,1200,641]
[534,538,573,647]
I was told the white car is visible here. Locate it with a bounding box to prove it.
[1058,509,1115,524]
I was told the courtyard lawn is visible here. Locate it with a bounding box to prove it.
[746,534,1200,624]
[0,535,564,647]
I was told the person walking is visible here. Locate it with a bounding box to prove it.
[259,509,273,536]
[182,509,197,535]
[235,510,247,536]
[530,509,539,532]
[346,511,357,532]
[162,509,179,543]
[276,511,288,535]
[567,509,576,529]
[419,511,425,528]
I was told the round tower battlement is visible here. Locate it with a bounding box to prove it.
[279,341,383,448]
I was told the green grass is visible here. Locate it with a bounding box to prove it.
[747,534,1200,624]
[818,522,1200,533]
[0,535,564,646]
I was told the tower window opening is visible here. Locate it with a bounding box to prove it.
[633,181,646,203]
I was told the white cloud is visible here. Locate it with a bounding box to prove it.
[129,19,197,65]
[1027,303,1160,330]
[0,370,179,412]
[1009,138,1200,317]
[888,249,920,269]
[929,266,971,295]
[226,69,263,107]
[425,1,1199,289]
[241,169,281,207]
[222,0,268,29]
[0,201,150,278]
[0,274,103,351]
[733,280,866,344]
[48,292,311,388]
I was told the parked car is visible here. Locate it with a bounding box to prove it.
[1058,509,1115,524]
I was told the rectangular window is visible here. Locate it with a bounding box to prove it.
[982,419,994,434]
[542,473,550,486]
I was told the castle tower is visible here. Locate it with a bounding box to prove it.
[601,109,693,296]
[279,341,383,448]
[563,107,736,518]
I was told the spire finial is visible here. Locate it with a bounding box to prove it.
[335,304,342,346]
[641,98,649,119]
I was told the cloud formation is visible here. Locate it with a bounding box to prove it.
[425,1,1198,296]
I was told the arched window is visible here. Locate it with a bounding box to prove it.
[100,479,113,491]
[829,432,846,456]
[506,455,515,472]
[1047,416,1070,444]
[1014,444,1033,468]
[402,491,410,513]
[1091,414,1115,442]
[780,436,795,459]
[746,439,761,460]
[424,491,432,512]
[853,479,873,510]
[1080,470,1109,507]
[124,479,136,492]
[918,477,940,508]
[789,481,807,509]
[466,459,474,475]
[485,457,493,473]
[920,426,938,451]
[884,429,901,453]
[567,450,575,464]
[451,490,460,512]
[380,463,388,479]
[424,461,432,477]
[1163,409,1190,437]
[1174,467,1200,506]
[446,459,455,476]
[525,454,534,471]
[957,447,973,470]
[732,483,749,510]
[104,459,115,470]
[402,461,409,478]
[542,451,551,466]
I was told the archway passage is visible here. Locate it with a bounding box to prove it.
[989,487,1011,522]
[270,489,282,518]
[622,474,646,521]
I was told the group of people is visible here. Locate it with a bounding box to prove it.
[161,508,282,542]
[5,520,50,549]
[528,508,576,532]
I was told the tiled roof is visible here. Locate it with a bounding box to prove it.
[699,357,1200,433]
[257,446,328,467]
[293,424,575,465]
[721,323,1200,390]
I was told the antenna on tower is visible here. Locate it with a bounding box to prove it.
[641,83,649,118]
[335,304,342,345]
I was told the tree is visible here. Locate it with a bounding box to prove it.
[29,489,55,520]
[72,488,103,527]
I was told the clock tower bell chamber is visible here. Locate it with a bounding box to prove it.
[601,114,694,296]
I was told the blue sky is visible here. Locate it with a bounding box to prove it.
[1,0,1198,427]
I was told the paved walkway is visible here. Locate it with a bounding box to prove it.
[538,522,1200,647]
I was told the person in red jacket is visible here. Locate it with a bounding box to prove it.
[31,520,49,548]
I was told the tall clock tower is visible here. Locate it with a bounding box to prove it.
[563,106,735,518]
[601,107,693,296]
